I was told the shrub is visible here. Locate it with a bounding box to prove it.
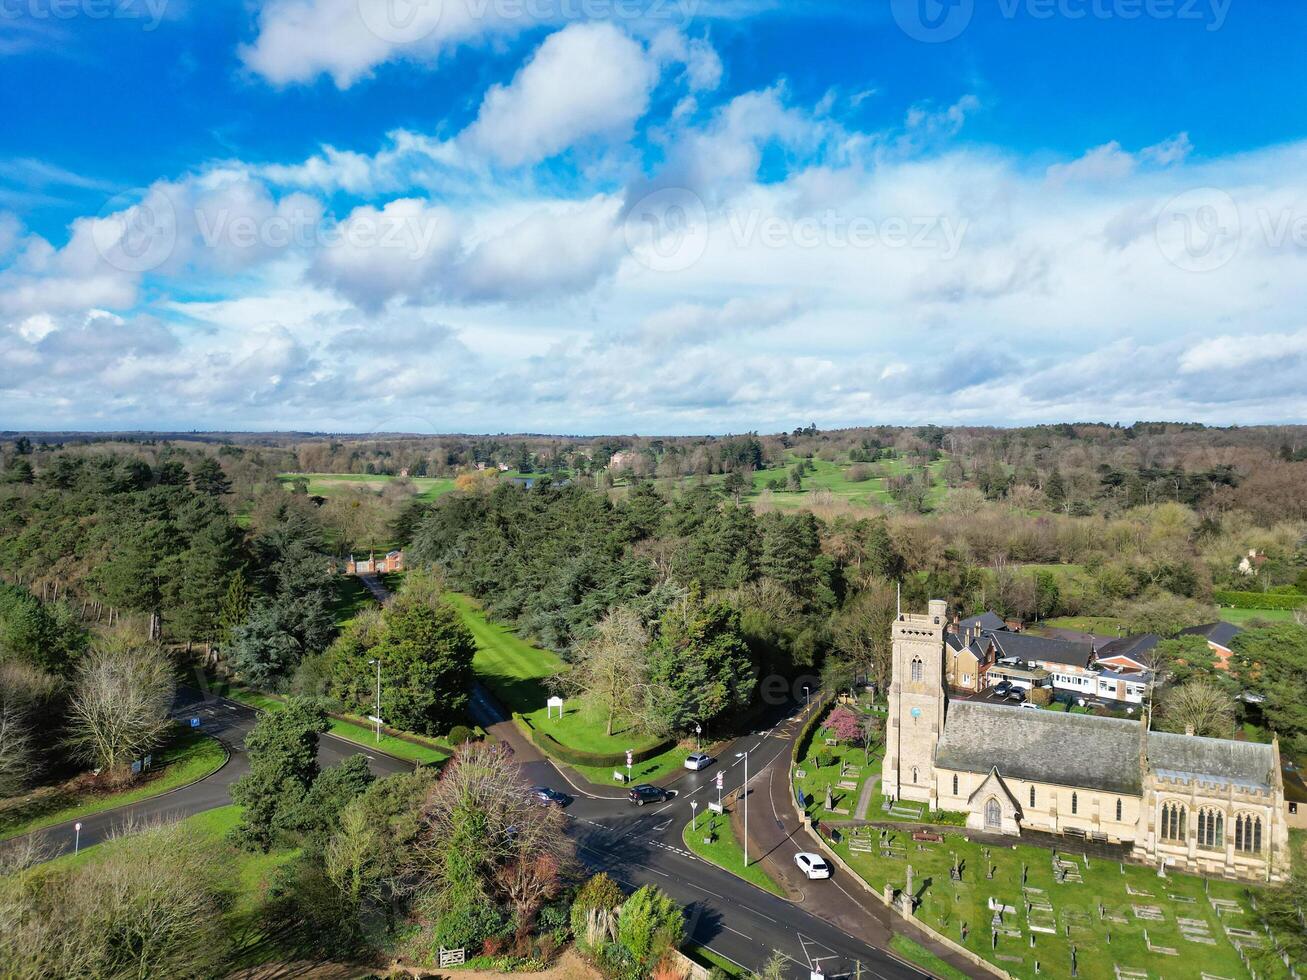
[447,724,474,745]
[1213,590,1305,611]
[514,714,674,768]
[1028,686,1052,706]
[617,886,684,969]
[845,464,872,483]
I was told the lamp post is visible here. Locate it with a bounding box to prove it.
[691,800,699,832]
[694,722,702,751]
[368,658,382,743]
[735,750,750,866]
[74,821,81,856]
[804,685,811,713]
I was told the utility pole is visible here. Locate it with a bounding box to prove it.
[736,749,750,866]
[368,658,382,743]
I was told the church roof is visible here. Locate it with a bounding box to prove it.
[936,700,1143,794]
[1146,731,1276,790]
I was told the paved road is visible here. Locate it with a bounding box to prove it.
[23,688,414,860]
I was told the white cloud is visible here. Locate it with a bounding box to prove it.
[1046,133,1192,186]
[465,22,660,167]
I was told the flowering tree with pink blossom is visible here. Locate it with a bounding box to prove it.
[825,706,860,743]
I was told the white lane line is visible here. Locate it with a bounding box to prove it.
[722,925,753,942]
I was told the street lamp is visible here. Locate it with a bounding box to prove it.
[804,685,811,713]
[368,658,382,743]
[735,750,750,866]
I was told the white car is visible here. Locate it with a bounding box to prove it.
[683,752,714,771]
[794,852,832,880]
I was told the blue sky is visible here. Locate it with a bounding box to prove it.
[3,0,1307,433]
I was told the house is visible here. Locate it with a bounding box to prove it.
[944,610,1011,693]
[607,450,638,471]
[1237,549,1266,577]
[1096,633,1159,672]
[345,550,405,576]
[883,600,1290,883]
[986,631,1100,699]
[1178,621,1243,670]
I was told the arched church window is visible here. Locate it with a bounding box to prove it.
[1029,786,1036,807]
[1235,814,1263,854]
[1198,808,1224,849]
[1116,798,1123,821]
[1161,802,1187,841]
[952,774,958,795]
[910,657,923,682]
[911,767,919,784]
[1071,792,1078,815]
[985,798,1001,829]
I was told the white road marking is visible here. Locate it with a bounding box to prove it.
[723,925,753,941]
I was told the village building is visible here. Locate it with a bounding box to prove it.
[883,601,1291,883]
[1178,621,1244,671]
[345,550,404,575]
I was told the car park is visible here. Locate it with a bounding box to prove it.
[683,752,714,771]
[628,784,671,806]
[794,852,832,880]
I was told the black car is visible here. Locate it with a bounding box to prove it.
[529,786,570,807]
[628,784,671,806]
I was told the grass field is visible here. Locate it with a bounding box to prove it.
[828,828,1295,980]
[682,809,785,897]
[795,730,881,822]
[277,472,457,502]
[1218,607,1301,625]
[0,726,227,840]
[450,593,690,782]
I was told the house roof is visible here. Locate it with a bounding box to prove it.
[989,631,1096,669]
[936,700,1143,794]
[1096,633,1160,666]
[1178,621,1243,650]
[1146,731,1276,791]
[959,611,1007,634]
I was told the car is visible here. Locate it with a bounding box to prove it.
[683,752,714,771]
[794,852,832,880]
[628,784,671,806]
[1020,702,1042,710]
[992,680,1012,695]
[1006,689,1026,702]
[529,786,570,807]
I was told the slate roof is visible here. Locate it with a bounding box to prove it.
[988,631,1096,669]
[1178,622,1243,650]
[936,700,1143,794]
[1147,731,1276,790]
[959,611,1007,634]
[1096,633,1160,666]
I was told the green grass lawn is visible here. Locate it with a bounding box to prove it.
[451,593,688,781]
[889,934,971,980]
[682,809,785,897]
[0,726,227,840]
[277,471,456,502]
[1218,607,1299,625]
[828,829,1293,980]
[332,574,376,623]
[795,729,881,821]
[686,944,752,978]
[1041,616,1129,635]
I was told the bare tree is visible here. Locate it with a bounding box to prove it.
[65,646,175,783]
[553,606,650,736]
[0,663,56,797]
[1161,679,1235,737]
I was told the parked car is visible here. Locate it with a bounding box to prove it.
[1020,702,1042,710]
[992,680,1012,696]
[1006,689,1026,702]
[794,852,832,880]
[683,752,714,771]
[629,784,671,806]
[529,786,570,807]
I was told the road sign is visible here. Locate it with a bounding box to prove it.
[74,822,81,831]
[367,716,384,725]
[715,771,723,789]
[708,802,723,814]
[625,749,633,766]
[190,717,201,728]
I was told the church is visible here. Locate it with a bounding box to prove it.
[882,601,1291,883]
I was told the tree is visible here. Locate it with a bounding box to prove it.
[824,705,860,743]
[754,950,789,980]
[190,457,231,496]
[286,753,375,854]
[832,581,897,691]
[3,459,33,484]
[617,885,684,970]
[217,569,252,649]
[570,872,624,948]
[648,588,755,731]
[1115,591,1217,637]
[0,662,56,796]
[555,606,650,737]
[64,646,174,783]
[1230,624,1307,751]
[722,470,749,503]
[1159,680,1235,737]
[230,697,328,850]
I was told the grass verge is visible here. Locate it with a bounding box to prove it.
[889,934,971,980]
[686,944,751,978]
[682,810,785,898]
[0,725,227,840]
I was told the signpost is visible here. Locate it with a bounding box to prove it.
[691,800,699,831]
[626,749,633,783]
[716,769,724,809]
[189,717,201,728]
[74,822,81,856]
[546,696,565,720]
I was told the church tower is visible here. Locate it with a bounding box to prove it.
[882,599,948,806]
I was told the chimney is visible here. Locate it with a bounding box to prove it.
[1185,724,1195,737]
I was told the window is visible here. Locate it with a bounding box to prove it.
[1071,792,1078,815]
[985,798,1002,829]
[1235,814,1263,854]
[910,657,923,682]
[1161,802,1187,841]
[911,767,918,784]
[952,774,959,795]
[1116,798,1123,821]
[1197,808,1224,849]
[1030,786,1036,807]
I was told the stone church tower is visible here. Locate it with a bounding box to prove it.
[882,599,948,805]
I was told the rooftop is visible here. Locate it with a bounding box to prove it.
[989,631,1096,669]
[1178,621,1243,649]
[1147,730,1276,791]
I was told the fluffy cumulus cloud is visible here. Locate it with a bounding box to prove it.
[9,26,1307,430]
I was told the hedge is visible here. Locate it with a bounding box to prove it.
[791,691,836,771]
[1213,590,1306,611]
[511,713,674,768]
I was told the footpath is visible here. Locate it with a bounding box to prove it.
[737,702,983,979]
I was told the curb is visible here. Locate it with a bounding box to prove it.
[1,731,233,846]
